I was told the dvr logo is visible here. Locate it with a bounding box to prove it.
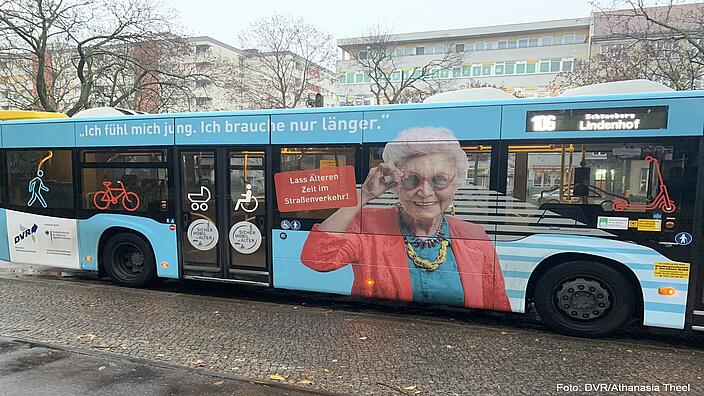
[14,224,38,244]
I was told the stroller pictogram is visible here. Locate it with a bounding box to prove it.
[188,186,212,211]
[613,155,677,213]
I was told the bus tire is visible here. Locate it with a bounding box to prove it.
[102,232,156,288]
[533,260,634,337]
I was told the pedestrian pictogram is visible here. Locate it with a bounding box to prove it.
[27,170,49,208]
[675,232,692,246]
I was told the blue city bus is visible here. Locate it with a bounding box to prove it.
[1,85,703,337]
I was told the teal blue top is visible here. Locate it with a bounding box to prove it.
[400,218,465,306]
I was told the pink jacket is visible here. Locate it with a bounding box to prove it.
[300,207,511,311]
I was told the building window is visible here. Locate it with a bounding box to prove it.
[495,63,504,75]
[498,40,508,49]
[473,42,485,51]
[455,43,465,52]
[391,71,401,81]
[355,73,364,83]
[363,73,371,83]
[526,62,536,73]
[529,38,539,47]
[472,64,482,76]
[542,35,553,46]
[195,45,210,54]
[516,62,527,74]
[434,44,446,54]
[462,66,472,76]
[482,65,492,76]
[550,59,561,72]
[439,68,449,79]
[415,46,425,55]
[562,58,574,72]
[338,74,346,85]
[554,35,564,45]
[195,97,211,107]
[564,32,576,44]
[507,40,517,49]
[505,62,515,75]
[358,50,368,60]
[518,37,529,48]
[452,67,462,77]
[539,59,550,73]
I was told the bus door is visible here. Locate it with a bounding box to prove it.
[179,148,269,285]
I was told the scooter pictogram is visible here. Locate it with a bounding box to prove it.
[93,181,141,212]
[613,155,676,213]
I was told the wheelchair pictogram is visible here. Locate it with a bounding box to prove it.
[234,184,258,213]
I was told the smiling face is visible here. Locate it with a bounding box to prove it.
[397,153,458,224]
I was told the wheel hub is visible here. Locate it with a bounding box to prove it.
[555,278,611,320]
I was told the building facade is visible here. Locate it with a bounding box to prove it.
[336,18,591,104]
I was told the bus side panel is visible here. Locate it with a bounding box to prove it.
[0,209,10,261]
[272,230,353,295]
[77,214,179,279]
[497,234,688,329]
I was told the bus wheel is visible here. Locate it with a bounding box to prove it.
[533,260,634,337]
[102,232,156,288]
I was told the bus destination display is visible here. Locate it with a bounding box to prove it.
[526,106,668,132]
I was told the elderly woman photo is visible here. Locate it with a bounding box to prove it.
[300,127,510,311]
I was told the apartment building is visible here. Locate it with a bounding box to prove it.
[336,18,591,104]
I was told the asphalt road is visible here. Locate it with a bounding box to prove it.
[0,263,702,395]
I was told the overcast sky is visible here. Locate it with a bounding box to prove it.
[165,0,596,46]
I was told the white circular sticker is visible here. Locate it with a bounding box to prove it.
[229,221,262,254]
[187,219,219,251]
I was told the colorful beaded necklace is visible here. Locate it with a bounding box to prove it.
[397,204,449,271]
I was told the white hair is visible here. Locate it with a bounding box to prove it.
[382,127,468,186]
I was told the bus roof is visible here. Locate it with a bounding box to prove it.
[0,110,68,121]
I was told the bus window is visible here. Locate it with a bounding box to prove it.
[507,142,693,232]
[6,149,74,213]
[274,146,359,232]
[80,149,169,218]
[362,142,494,238]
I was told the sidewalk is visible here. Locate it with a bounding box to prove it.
[0,337,320,396]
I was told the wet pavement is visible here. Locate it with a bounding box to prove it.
[0,337,315,396]
[0,262,703,395]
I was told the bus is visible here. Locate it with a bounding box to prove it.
[0,82,702,338]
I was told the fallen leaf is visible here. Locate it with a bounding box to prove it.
[358,336,368,340]
[270,374,287,381]
[298,379,314,385]
[75,334,96,341]
[323,368,334,375]
[213,380,224,385]
[403,385,418,390]
[191,359,206,367]
[97,366,106,371]
[500,331,509,335]
[332,359,338,363]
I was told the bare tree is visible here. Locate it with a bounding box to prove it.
[0,0,210,114]
[345,24,463,105]
[555,1,704,91]
[237,14,335,109]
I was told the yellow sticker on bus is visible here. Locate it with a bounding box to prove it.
[653,262,690,279]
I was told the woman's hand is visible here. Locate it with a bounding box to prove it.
[361,163,403,205]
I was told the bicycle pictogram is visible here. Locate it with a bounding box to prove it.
[93,181,141,212]
[613,155,676,213]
